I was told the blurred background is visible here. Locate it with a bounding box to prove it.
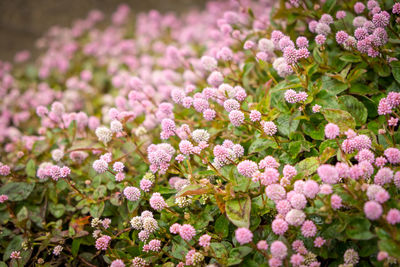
[0,0,207,61]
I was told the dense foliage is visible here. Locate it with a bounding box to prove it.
[1,0,400,266]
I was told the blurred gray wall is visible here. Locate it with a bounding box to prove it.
[0,0,207,61]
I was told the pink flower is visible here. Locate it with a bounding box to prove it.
[364,201,383,220]
[257,240,268,250]
[377,251,388,261]
[140,179,153,192]
[235,227,253,245]
[179,140,194,155]
[229,110,245,126]
[303,180,319,199]
[290,253,304,266]
[179,224,196,241]
[0,165,11,176]
[270,241,287,259]
[282,164,296,179]
[301,220,317,237]
[95,235,111,250]
[110,260,125,267]
[312,104,321,113]
[317,164,339,184]
[266,184,286,201]
[123,187,141,201]
[148,239,161,252]
[331,194,342,210]
[170,223,181,234]
[272,218,289,235]
[384,148,400,164]
[314,237,326,248]
[290,193,307,209]
[199,234,211,247]
[249,110,261,122]
[354,2,365,14]
[285,209,306,226]
[336,10,346,19]
[149,193,167,211]
[324,123,339,139]
[237,160,258,178]
[374,167,393,185]
[262,121,277,136]
[203,109,216,121]
[393,3,400,14]
[0,194,9,203]
[386,209,400,224]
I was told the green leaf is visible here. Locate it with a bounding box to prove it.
[0,182,35,201]
[3,235,23,260]
[127,201,139,213]
[276,112,300,137]
[322,108,356,131]
[17,206,29,222]
[338,95,368,126]
[339,53,361,63]
[248,138,278,153]
[378,239,400,258]
[228,246,253,266]
[226,196,251,228]
[242,62,255,77]
[71,239,81,257]
[296,157,319,176]
[25,159,36,178]
[303,121,325,140]
[210,242,229,258]
[349,83,379,96]
[215,215,230,238]
[345,217,374,240]
[90,202,105,218]
[49,202,66,218]
[321,76,348,95]
[391,61,400,84]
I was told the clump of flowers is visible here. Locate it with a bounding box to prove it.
[1,0,400,266]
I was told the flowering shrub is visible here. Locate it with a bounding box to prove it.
[2,0,400,266]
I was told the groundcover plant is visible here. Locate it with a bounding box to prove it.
[1,0,400,266]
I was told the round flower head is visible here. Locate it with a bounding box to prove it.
[257,240,269,250]
[199,234,211,247]
[301,220,317,237]
[270,241,287,259]
[290,253,304,266]
[303,180,319,199]
[95,126,113,144]
[229,110,244,126]
[324,123,339,139]
[93,159,108,173]
[317,164,339,184]
[262,121,277,136]
[290,193,307,209]
[179,224,196,241]
[95,235,111,250]
[235,227,253,245]
[314,237,326,248]
[249,110,261,122]
[331,194,342,210]
[386,209,400,225]
[266,184,286,201]
[110,260,125,267]
[272,218,289,235]
[149,193,167,211]
[384,148,400,164]
[336,10,346,19]
[285,209,306,226]
[123,187,141,201]
[364,200,382,220]
[354,2,365,14]
[237,160,258,178]
[344,248,359,265]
